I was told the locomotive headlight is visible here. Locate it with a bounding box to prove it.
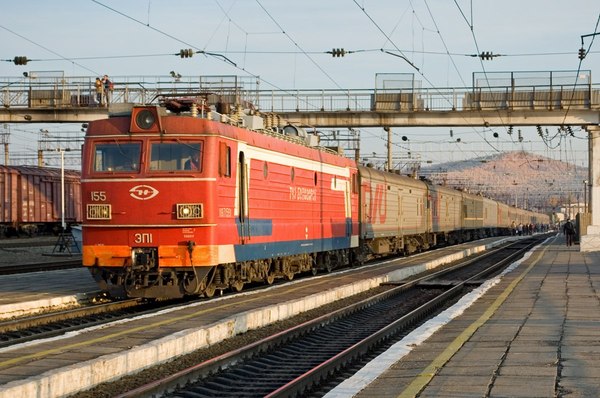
[135,109,155,130]
[87,204,112,220]
[177,203,203,219]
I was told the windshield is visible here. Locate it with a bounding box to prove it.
[150,142,202,171]
[93,142,141,172]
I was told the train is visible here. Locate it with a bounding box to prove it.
[80,103,550,299]
[0,165,82,236]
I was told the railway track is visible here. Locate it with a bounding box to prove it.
[0,298,145,348]
[0,259,82,275]
[0,238,507,348]
[112,235,544,398]
[0,277,293,348]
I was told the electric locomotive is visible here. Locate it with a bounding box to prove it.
[81,105,360,298]
[81,101,550,300]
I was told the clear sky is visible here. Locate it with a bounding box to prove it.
[1,0,598,169]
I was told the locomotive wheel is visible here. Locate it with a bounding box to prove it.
[203,283,216,298]
[231,280,244,292]
[183,275,200,295]
[265,272,275,285]
[326,260,334,273]
[284,271,294,281]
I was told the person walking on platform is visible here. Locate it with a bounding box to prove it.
[563,219,576,247]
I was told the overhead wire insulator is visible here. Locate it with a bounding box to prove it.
[330,48,346,57]
[179,49,194,58]
[578,47,586,60]
[13,56,29,65]
[479,51,494,60]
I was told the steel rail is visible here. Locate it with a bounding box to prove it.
[269,237,542,397]
[0,299,140,348]
[0,259,82,275]
[114,236,545,398]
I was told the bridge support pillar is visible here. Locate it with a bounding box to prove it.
[581,125,600,251]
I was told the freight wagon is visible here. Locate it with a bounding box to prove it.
[0,165,82,236]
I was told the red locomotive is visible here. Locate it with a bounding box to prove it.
[81,105,360,298]
[81,103,549,299]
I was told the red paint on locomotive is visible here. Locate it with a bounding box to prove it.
[82,106,359,298]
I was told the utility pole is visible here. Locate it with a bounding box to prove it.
[1,124,9,165]
[37,133,83,168]
[384,127,392,172]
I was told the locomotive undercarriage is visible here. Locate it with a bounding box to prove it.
[89,247,358,299]
[364,227,505,260]
[89,227,503,299]
[366,234,433,258]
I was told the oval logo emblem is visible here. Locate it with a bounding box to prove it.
[129,185,159,201]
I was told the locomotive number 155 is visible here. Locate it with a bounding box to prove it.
[91,191,106,201]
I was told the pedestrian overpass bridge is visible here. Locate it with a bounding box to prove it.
[2,72,600,251]
[1,73,599,128]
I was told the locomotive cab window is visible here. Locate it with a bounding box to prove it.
[93,142,141,172]
[150,142,203,171]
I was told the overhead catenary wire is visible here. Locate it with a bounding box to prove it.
[0,2,592,168]
[559,13,600,129]
[88,0,341,126]
[0,24,100,76]
[3,47,594,65]
[354,0,503,155]
[255,0,344,90]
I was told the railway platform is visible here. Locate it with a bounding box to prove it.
[0,268,96,321]
[328,234,600,398]
[0,236,90,320]
[0,236,515,398]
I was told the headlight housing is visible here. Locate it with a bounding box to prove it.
[87,204,112,220]
[176,203,203,219]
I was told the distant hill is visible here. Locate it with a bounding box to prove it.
[420,151,587,213]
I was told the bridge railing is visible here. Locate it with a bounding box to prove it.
[1,75,599,112]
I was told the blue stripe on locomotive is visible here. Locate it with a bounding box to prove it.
[233,218,353,262]
[236,218,273,236]
[233,236,352,262]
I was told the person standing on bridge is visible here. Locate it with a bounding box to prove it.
[94,77,103,106]
[102,75,113,107]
